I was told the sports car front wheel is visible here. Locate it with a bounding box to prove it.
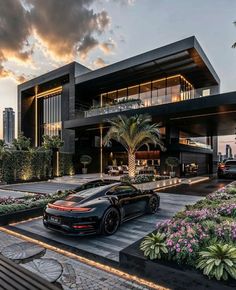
[101,207,120,235]
[146,195,159,214]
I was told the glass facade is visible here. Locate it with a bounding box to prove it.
[41,93,62,137]
[179,131,212,150]
[99,75,193,107]
[85,75,197,117]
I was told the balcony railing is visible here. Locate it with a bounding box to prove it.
[84,99,142,118]
[84,85,219,118]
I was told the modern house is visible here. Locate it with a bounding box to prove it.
[19,36,235,176]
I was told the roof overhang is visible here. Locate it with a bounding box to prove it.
[75,36,220,94]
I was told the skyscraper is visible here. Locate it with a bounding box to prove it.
[3,108,15,144]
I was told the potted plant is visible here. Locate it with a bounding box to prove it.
[165,157,179,177]
[80,155,92,174]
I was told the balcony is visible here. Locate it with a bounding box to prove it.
[84,99,142,118]
[84,85,219,118]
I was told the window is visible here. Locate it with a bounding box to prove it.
[107,185,136,195]
[152,79,166,105]
[167,76,181,103]
[202,89,210,97]
[43,93,62,137]
[128,85,139,100]
[117,88,127,102]
[140,82,151,107]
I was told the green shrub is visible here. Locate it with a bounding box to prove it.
[120,175,132,184]
[196,243,236,280]
[1,149,52,183]
[140,232,168,260]
[59,152,74,176]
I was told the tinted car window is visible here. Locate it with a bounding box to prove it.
[67,184,114,201]
[225,161,236,166]
[75,180,115,192]
[110,185,137,195]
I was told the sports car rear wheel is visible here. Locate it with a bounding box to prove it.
[146,195,159,214]
[101,207,120,235]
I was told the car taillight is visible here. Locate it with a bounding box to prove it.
[48,203,92,212]
[72,225,93,229]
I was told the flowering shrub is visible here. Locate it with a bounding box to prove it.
[215,221,236,242]
[157,220,208,265]
[218,203,236,218]
[184,208,217,222]
[0,191,68,215]
[141,182,236,281]
[207,191,232,201]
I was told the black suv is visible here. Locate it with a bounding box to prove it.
[218,160,236,178]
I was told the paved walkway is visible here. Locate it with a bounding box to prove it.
[0,230,156,290]
[0,189,26,198]
[0,174,119,195]
[157,178,232,196]
[10,192,201,263]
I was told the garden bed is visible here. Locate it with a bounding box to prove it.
[135,177,180,191]
[0,191,68,226]
[0,206,44,226]
[120,238,235,290]
[120,174,180,190]
[120,181,236,289]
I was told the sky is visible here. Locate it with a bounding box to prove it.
[0,0,235,154]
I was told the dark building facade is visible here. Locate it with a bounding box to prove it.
[18,36,227,176]
[3,107,15,144]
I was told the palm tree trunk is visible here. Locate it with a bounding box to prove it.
[128,152,135,178]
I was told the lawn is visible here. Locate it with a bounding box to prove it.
[140,182,236,282]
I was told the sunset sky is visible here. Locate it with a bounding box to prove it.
[0,0,236,154]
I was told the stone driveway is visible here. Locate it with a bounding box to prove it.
[10,192,202,263]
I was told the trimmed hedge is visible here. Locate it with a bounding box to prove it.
[59,152,75,176]
[0,150,52,183]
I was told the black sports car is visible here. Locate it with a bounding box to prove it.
[43,181,160,236]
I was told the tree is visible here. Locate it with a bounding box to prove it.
[42,135,64,150]
[42,135,64,177]
[0,139,10,159]
[104,114,165,178]
[13,132,31,151]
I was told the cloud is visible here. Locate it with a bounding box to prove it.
[78,35,99,60]
[0,0,114,80]
[27,0,110,60]
[107,0,135,5]
[99,39,116,54]
[0,0,32,78]
[93,57,107,68]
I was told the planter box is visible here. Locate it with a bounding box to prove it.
[120,239,235,290]
[135,177,180,191]
[0,207,44,226]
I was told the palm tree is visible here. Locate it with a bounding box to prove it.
[104,114,165,178]
[232,21,236,48]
